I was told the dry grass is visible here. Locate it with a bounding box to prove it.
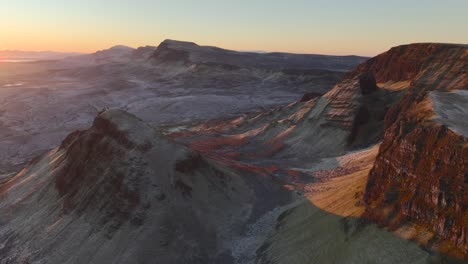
[378,80,411,91]
[305,145,380,217]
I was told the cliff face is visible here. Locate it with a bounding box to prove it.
[365,123,467,252]
[363,44,467,256]
[353,43,466,83]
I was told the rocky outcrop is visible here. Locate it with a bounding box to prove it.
[300,92,322,102]
[353,43,466,83]
[151,40,191,64]
[363,43,468,257]
[365,122,467,253]
[359,72,378,95]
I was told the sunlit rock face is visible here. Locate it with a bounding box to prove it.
[363,44,468,257]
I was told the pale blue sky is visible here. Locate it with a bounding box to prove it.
[1,0,467,55]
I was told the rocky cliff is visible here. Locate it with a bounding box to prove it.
[363,44,467,257]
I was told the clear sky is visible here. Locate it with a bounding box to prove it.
[1,0,467,56]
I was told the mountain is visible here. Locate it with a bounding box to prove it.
[170,43,467,261]
[144,39,364,98]
[151,39,367,71]
[63,45,137,65]
[0,110,290,263]
[0,110,456,264]
[0,50,83,60]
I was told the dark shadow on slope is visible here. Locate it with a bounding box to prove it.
[256,198,467,264]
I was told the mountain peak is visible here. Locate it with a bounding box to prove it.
[160,39,199,48]
[108,45,135,51]
[91,109,156,147]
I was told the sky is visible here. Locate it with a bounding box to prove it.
[1,0,467,56]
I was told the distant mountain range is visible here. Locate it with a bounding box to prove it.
[0,50,84,60]
[151,39,368,71]
[56,39,368,72]
[1,41,369,68]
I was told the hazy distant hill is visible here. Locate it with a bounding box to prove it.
[63,45,137,65]
[0,50,83,60]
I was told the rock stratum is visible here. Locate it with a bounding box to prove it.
[363,44,467,257]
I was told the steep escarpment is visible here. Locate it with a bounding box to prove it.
[353,43,466,83]
[364,122,467,255]
[151,39,367,71]
[363,44,467,257]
